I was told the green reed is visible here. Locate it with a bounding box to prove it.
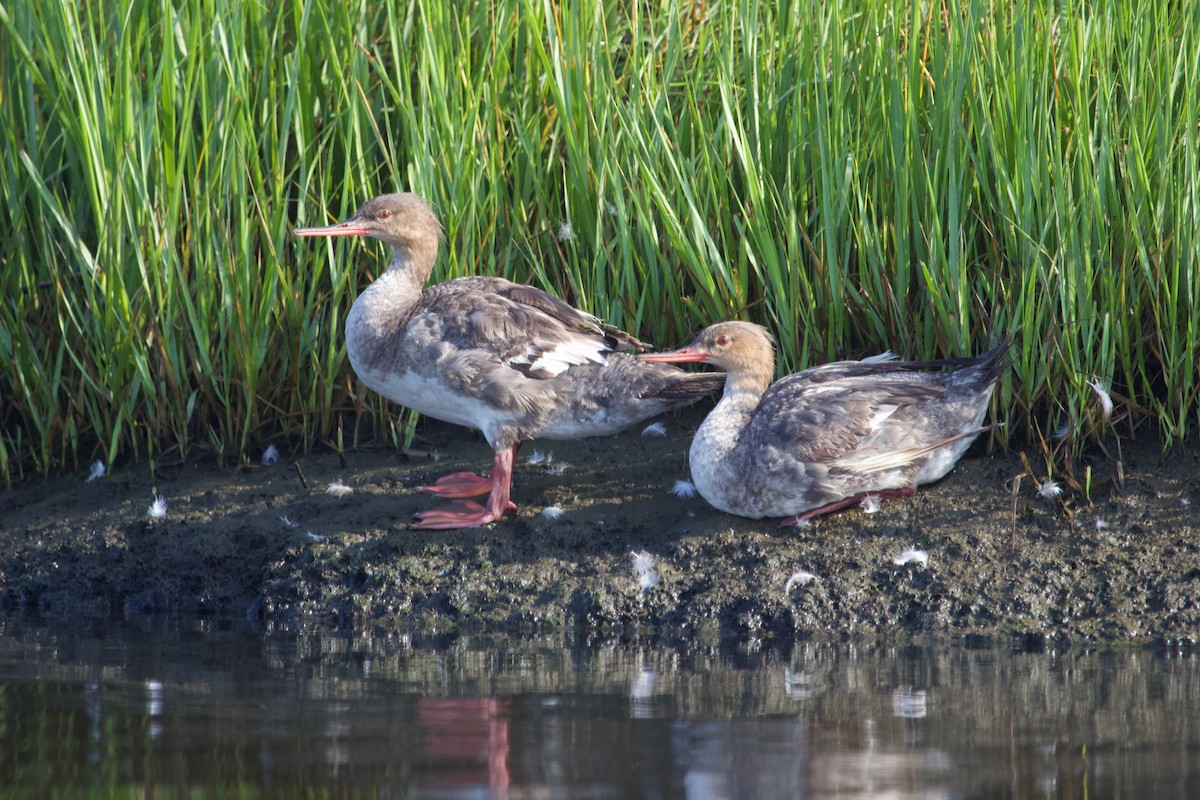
[2,0,1198,484]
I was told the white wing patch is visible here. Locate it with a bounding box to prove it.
[508,336,609,377]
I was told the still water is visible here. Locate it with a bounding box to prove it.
[0,616,1195,799]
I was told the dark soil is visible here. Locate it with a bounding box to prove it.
[2,407,1198,645]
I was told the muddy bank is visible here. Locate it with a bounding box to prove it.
[2,407,1198,645]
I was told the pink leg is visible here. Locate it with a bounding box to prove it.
[414,444,520,530]
[779,485,917,527]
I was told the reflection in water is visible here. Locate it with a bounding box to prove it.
[417,697,510,797]
[0,616,1196,798]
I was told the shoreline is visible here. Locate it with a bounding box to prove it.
[2,408,1197,645]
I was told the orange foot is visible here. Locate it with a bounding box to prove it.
[413,500,519,530]
[417,471,493,498]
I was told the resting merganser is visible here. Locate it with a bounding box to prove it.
[639,321,1008,525]
[293,193,723,529]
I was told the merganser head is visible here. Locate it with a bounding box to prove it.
[293,192,443,251]
[639,321,775,373]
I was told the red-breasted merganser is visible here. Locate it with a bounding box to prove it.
[293,193,723,529]
[640,321,1008,525]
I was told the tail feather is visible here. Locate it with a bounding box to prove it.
[820,340,1011,387]
[913,341,1011,382]
[974,341,1012,385]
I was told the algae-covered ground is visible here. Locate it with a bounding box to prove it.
[2,407,1197,645]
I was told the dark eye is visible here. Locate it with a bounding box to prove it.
[376,209,392,220]
[715,334,731,347]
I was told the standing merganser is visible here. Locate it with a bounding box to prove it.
[639,321,1008,525]
[293,193,723,529]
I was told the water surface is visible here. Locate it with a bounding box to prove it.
[0,617,1195,798]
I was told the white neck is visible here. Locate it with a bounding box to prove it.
[692,380,762,458]
[346,250,427,372]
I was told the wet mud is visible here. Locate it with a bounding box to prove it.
[2,407,1198,645]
